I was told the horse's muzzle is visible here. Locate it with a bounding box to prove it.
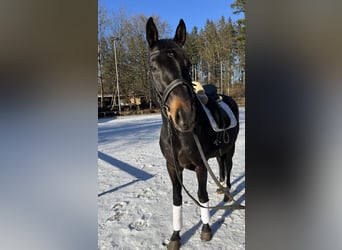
[168,97,195,132]
[174,108,195,132]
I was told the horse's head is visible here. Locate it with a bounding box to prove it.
[146,17,195,133]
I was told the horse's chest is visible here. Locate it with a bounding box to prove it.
[159,129,203,169]
[177,148,201,170]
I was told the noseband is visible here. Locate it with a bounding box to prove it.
[158,79,194,118]
[162,79,193,104]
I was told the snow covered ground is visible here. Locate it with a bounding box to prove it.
[98,108,245,249]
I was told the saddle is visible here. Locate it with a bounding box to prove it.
[193,82,237,132]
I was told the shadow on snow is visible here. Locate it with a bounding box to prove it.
[98,151,154,197]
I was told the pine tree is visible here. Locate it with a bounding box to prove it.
[231,0,245,84]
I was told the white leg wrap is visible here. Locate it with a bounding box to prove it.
[200,202,210,224]
[173,205,183,231]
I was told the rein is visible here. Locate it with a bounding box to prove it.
[166,114,245,211]
[192,132,246,210]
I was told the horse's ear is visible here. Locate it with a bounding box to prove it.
[146,17,159,49]
[174,19,186,46]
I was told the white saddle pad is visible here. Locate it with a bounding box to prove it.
[197,95,237,132]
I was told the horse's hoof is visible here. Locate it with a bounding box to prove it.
[168,231,181,250]
[224,194,234,203]
[167,240,180,250]
[200,224,212,241]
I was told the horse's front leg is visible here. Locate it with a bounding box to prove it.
[195,166,212,241]
[166,161,183,250]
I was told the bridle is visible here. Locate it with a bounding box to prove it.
[149,48,245,211]
[149,48,195,119]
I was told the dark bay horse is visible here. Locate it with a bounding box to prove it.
[146,17,240,249]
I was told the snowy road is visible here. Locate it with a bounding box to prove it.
[98,108,245,249]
